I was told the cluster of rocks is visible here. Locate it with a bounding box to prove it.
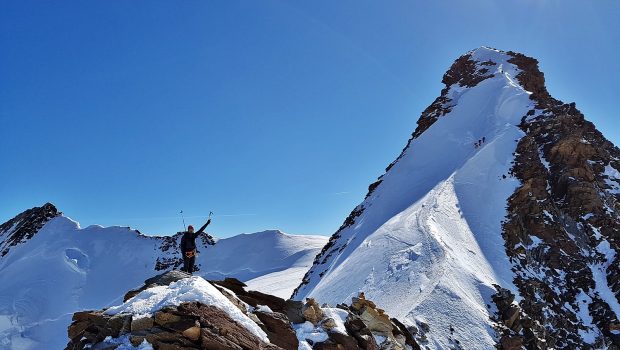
[66,271,420,350]
[491,285,548,350]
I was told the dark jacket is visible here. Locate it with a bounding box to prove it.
[180,219,211,253]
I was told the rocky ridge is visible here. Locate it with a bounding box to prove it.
[66,270,421,350]
[501,53,620,348]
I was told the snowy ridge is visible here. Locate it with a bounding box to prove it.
[294,47,537,349]
[0,213,326,350]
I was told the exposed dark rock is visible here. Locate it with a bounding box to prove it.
[255,311,298,350]
[0,202,60,257]
[499,49,620,348]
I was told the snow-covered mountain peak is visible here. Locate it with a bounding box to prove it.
[293,48,620,348]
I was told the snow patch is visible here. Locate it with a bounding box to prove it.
[105,277,269,342]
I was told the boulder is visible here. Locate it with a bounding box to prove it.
[154,310,183,326]
[345,316,379,350]
[285,299,305,324]
[390,318,421,350]
[500,335,523,350]
[302,298,325,325]
[178,302,283,350]
[255,311,298,350]
[131,317,154,332]
[322,317,338,329]
[182,325,202,341]
[326,331,362,349]
[210,278,288,314]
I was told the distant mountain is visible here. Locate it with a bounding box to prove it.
[0,203,327,350]
[293,47,620,349]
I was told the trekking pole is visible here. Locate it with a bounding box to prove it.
[209,211,213,219]
[180,210,186,231]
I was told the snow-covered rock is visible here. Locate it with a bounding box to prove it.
[67,273,420,350]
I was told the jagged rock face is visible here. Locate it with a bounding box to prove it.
[0,202,60,256]
[502,55,620,348]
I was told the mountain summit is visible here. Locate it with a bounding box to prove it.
[293,47,620,349]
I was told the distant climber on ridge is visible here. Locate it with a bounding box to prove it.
[180,217,211,274]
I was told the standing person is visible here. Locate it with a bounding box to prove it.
[180,217,211,274]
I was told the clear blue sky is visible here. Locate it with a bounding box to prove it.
[2,1,619,237]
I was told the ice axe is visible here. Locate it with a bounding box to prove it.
[180,210,186,231]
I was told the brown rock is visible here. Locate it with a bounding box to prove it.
[345,316,378,350]
[314,340,345,350]
[284,299,305,324]
[302,298,324,325]
[182,326,201,341]
[359,307,392,335]
[322,317,338,329]
[210,278,288,314]
[107,314,132,337]
[500,335,523,350]
[390,318,421,350]
[327,331,362,349]
[178,302,282,350]
[154,311,182,326]
[131,317,154,332]
[145,329,198,348]
[255,311,298,350]
[129,335,145,347]
[502,306,520,330]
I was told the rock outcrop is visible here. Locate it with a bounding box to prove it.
[0,202,60,256]
[66,271,420,350]
[500,50,620,349]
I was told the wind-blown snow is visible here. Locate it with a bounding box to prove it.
[295,47,536,349]
[105,277,269,342]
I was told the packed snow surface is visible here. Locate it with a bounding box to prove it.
[295,47,537,349]
[105,277,269,342]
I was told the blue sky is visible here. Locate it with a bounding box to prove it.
[2,1,619,237]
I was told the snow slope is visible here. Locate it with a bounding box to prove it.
[204,230,327,298]
[0,216,326,350]
[293,47,537,349]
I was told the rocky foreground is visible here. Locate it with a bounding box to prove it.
[65,270,422,350]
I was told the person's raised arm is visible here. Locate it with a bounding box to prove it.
[195,218,212,236]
